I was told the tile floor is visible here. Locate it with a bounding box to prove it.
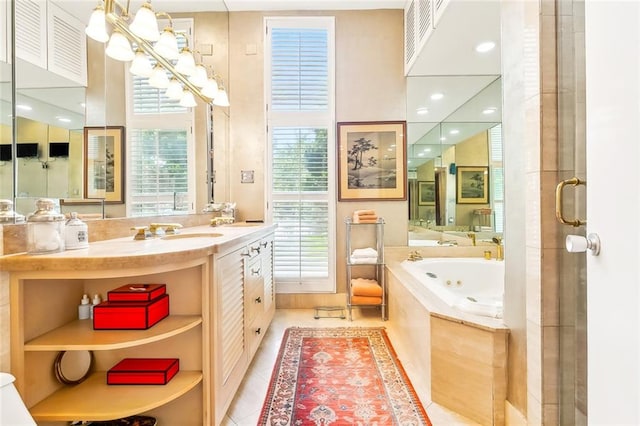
[222,308,479,425]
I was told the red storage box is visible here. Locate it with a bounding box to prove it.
[107,283,166,302]
[93,294,169,330]
[107,358,179,385]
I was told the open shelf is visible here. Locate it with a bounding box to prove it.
[25,316,202,351]
[29,371,203,422]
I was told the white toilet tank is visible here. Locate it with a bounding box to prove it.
[0,372,36,425]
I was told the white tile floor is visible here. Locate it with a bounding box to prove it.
[222,308,479,425]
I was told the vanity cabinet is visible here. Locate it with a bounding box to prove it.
[212,233,275,425]
[10,260,209,425]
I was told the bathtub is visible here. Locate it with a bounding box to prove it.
[401,257,504,318]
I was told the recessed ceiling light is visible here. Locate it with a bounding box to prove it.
[57,117,71,123]
[430,93,444,101]
[449,129,460,135]
[416,107,429,115]
[475,41,496,53]
[16,104,32,111]
[418,153,425,157]
[80,102,86,108]
[440,136,447,141]
[483,107,497,114]
[423,148,431,152]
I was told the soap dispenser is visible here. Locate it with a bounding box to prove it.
[0,199,25,224]
[26,198,66,254]
[78,294,91,320]
[65,212,89,250]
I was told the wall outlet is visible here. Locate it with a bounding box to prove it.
[240,170,254,183]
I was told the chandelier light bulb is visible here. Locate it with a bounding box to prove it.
[188,64,209,88]
[201,78,219,99]
[129,49,153,77]
[179,90,197,108]
[148,65,170,88]
[213,88,230,107]
[165,78,184,100]
[85,5,109,43]
[129,1,160,42]
[105,30,135,62]
[175,48,197,76]
[154,27,179,60]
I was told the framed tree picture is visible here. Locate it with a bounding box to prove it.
[456,166,489,204]
[83,126,125,204]
[337,121,407,201]
[418,181,436,205]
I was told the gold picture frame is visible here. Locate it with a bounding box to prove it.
[418,181,435,205]
[456,166,489,204]
[337,121,406,201]
[83,126,125,204]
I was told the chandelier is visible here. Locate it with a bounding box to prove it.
[84,0,230,108]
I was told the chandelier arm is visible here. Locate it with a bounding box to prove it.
[105,11,213,104]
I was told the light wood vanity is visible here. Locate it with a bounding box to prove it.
[1,223,276,426]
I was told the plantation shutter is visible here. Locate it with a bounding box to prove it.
[266,18,336,293]
[125,19,195,217]
[489,124,503,233]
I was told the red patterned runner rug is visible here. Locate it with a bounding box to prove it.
[259,327,432,425]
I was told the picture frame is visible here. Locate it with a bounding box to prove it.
[456,166,489,204]
[337,121,406,201]
[83,126,125,204]
[418,181,436,205]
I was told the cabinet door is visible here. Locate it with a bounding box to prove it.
[47,2,87,85]
[261,235,274,313]
[15,0,47,68]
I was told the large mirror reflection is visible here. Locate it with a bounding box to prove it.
[406,77,503,246]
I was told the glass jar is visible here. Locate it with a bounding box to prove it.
[65,212,89,249]
[0,199,25,224]
[26,198,66,254]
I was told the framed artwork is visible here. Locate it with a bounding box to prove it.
[418,181,436,205]
[83,126,125,204]
[456,166,489,204]
[337,121,407,201]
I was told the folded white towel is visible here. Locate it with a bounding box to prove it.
[350,256,378,264]
[351,247,378,258]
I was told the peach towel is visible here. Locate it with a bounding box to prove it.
[350,295,382,305]
[351,278,382,297]
[353,209,376,216]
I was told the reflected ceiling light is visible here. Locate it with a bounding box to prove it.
[129,1,160,42]
[175,47,197,75]
[179,90,198,108]
[430,93,444,100]
[440,136,447,141]
[85,3,109,43]
[57,117,71,123]
[80,102,86,108]
[154,27,179,60]
[418,153,425,157]
[482,107,498,114]
[16,104,32,111]
[212,88,230,107]
[416,107,429,115]
[165,78,184,100]
[475,41,496,53]
[148,65,170,88]
[105,30,135,61]
[129,49,153,77]
[423,148,431,152]
[449,129,460,135]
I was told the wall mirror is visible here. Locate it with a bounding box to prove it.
[405,0,501,247]
[1,0,229,220]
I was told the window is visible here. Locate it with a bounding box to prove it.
[125,19,195,217]
[265,17,336,293]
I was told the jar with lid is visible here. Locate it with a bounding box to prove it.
[26,198,66,254]
[65,212,89,249]
[0,199,25,224]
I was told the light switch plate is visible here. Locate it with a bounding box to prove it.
[241,170,254,183]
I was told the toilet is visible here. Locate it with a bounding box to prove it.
[0,372,36,425]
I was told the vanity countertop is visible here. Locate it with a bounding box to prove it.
[0,223,276,272]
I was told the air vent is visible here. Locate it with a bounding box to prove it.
[405,0,416,66]
[15,0,47,68]
[48,3,87,85]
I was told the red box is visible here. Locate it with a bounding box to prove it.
[107,283,166,302]
[107,358,179,385]
[93,294,169,330]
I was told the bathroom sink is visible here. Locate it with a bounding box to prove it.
[161,232,223,240]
